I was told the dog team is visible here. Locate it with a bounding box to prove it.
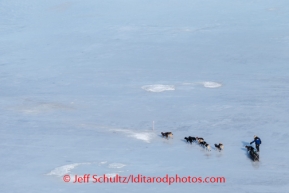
[184,136,224,152]
[161,132,224,152]
[161,132,261,162]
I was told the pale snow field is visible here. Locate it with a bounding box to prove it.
[1,0,289,192]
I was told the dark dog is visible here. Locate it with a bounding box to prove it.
[196,137,204,144]
[214,143,224,151]
[204,143,211,151]
[199,141,207,146]
[161,132,173,139]
[245,146,259,162]
[245,145,254,151]
[198,141,210,151]
[184,136,196,144]
[184,137,192,143]
[189,136,197,142]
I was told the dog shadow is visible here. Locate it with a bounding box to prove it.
[159,134,168,141]
[214,146,222,152]
[159,134,170,138]
[182,139,195,143]
[159,134,174,141]
[182,139,188,143]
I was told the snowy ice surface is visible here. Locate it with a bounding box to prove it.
[47,163,91,177]
[110,128,155,143]
[142,84,175,92]
[201,81,222,88]
[108,163,126,169]
[1,0,289,193]
[141,82,222,92]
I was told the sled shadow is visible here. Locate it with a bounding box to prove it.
[241,141,253,160]
[241,147,251,159]
[242,141,250,146]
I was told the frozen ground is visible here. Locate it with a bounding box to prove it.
[1,0,289,192]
